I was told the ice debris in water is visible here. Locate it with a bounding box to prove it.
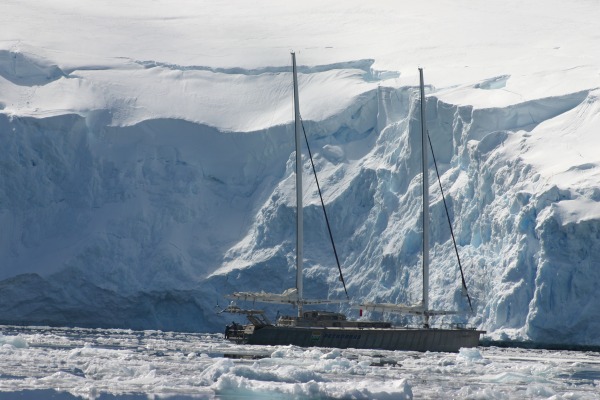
[2,327,600,399]
[320,348,342,359]
[458,347,483,361]
[0,334,28,348]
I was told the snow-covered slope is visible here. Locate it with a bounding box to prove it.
[1,0,600,346]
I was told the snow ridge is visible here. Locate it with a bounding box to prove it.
[135,58,390,79]
[0,49,66,86]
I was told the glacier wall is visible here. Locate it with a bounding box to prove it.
[2,57,600,346]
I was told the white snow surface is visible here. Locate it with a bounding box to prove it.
[2,0,600,345]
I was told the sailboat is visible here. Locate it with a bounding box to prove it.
[223,53,484,352]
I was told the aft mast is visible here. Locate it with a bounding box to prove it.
[355,69,458,322]
[291,52,304,318]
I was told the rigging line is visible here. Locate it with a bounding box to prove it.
[300,118,350,300]
[426,132,474,313]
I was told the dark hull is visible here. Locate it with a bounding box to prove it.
[242,325,483,353]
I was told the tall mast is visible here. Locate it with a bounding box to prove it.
[291,52,304,318]
[419,68,430,325]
